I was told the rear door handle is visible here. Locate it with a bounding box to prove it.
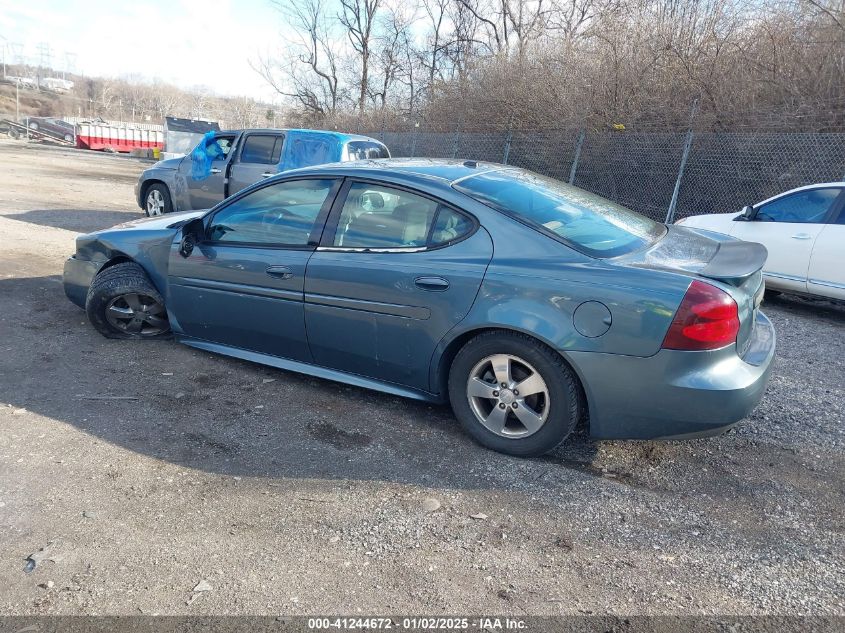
[415,276,449,291]
[261,172,275,178]
[266,265,293,279]
[791,233,812,240]
[210,168,221,174]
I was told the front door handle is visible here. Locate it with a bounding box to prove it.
[266,265,293,279]
[210,168,221,174]
[261,172,275,178]
[415,276,449,291]
[791,233,812,240]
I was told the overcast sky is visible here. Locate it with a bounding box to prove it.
[0,0,289,101]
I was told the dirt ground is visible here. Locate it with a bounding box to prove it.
[0,139,843,616]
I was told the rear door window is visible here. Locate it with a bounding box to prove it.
[332,183,438,248]
[331,183,473,249]
[239,134,284,165]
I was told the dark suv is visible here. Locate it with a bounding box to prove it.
[27,117,76,142]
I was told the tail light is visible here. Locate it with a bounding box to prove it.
[662,280,739,351]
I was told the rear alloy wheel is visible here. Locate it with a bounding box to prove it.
[467,354,550,438]
[85,262,171,339]
[63,133,73,142]
[449,331,583,457]
[145,184,173,217]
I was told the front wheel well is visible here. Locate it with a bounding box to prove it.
[98,255,135,273]
[436,326,590,427]
[139,179,168,206]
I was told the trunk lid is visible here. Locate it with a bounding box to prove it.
[619,225,767,355]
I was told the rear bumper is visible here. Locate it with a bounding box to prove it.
[63,256,101,309]
[569,311,776,440]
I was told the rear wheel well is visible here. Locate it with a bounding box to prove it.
[437,327,589,428]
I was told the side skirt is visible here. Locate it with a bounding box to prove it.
[177,336,446,404]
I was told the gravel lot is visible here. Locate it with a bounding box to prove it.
[0,139,843,616]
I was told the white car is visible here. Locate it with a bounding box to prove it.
[676,183,844,301]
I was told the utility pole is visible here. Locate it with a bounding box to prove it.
[665,99,700,224]
[36,42,51,86]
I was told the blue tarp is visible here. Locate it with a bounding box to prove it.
[280,131,344,171]
[191,131,226,181]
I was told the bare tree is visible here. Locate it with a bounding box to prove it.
[371,4,416,109]
[339,0,382,112]
[420,0,451,96]
[257,0,845,132]
[255,0,342,117]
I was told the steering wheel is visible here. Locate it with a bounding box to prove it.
[210,224,235,240]
[755,211,775,222]
[261,208,296,227]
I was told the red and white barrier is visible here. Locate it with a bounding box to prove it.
[76,122,164,153]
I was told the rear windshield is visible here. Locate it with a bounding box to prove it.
[346,141,390,160]
[453,169,665,257]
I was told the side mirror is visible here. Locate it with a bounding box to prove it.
[179,218,205,258]
[734,205,754,222]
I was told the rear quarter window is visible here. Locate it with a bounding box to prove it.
[346,141,390,160]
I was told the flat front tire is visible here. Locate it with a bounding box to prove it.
[85,262,171,339]
[448,331,583,457]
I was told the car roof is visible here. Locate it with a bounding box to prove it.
[284,158,508,185]
[217,128,385,144]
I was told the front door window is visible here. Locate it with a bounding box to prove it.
[208,178,335,246]
[755,188,841,223]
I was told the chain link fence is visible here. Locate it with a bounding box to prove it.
[365,123,845,223]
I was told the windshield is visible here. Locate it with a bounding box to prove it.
[453,168,665,257]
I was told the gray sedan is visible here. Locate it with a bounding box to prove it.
[65,160,775,456]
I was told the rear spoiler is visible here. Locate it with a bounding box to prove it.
[699,241,767,286]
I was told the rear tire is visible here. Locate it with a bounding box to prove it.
[144,184,173,217]
[448,331,583,457]
[85,262,171,339]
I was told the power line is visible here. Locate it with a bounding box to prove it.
[36,41,51,69]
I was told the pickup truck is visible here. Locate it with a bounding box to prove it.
[135,128,390,216]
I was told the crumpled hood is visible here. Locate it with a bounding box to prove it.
[107,210,207,232]
[146,157,183,171]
